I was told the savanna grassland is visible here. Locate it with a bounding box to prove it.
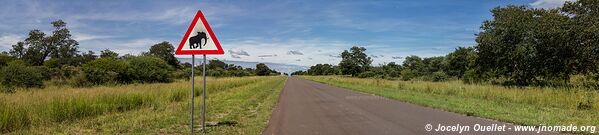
[301,76,599,134]
[1,76,286,134]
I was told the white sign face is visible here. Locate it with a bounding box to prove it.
[181,21,217,51]
[176,10,223,55]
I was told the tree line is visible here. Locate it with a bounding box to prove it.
[294,0,599,88]
[0,20,279,93]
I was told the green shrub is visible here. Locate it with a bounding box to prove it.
[32,66,52,80]
[0,61,44,88]
[570,74,599,89]
[171,68,191,80]
[126,56,173,83]
[78,67,119,86]
[77,58,130,86]
[430,71,448,82]
[400,69,416,81]
[357,71,377,78]
[228,70,250,77]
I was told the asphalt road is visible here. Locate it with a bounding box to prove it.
[262,77,557,135]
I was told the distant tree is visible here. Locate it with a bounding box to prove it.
[308,64,337,75]
[100,49,119,59]
[13,20,79,66]
[255,63,271,76]
[208,59,226,70]
[402,55,424,73]
[80,50,97,64]
[120,54,136,59]
[148,41,180,69]
[291,70,307,75]
[9,42,26,59]
[446,47,477,78]
[338,46,372,76]
[380,62,402,78]
[49,20,79,59]
[20,29,48,66]
[422,56,447,75]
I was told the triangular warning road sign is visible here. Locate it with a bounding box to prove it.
[176,10,224,55]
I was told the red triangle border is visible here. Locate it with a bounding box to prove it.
[175,10,224,55]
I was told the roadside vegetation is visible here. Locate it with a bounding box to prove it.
[0,13,285,134]
[0,19,281,93]
[293,0,599,89]
[292,1,599,134]
[1,76,286,134]
[301,76,598,134]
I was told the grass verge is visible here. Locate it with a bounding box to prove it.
[0,76,286,134]
[300,76,599,134]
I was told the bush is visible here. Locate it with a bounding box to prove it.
[32,66,52,80]
[78,67,119,86]
[570,74,599,89]
[0,61,44,89]
[357,71,377,78]
[462,69,477,84]
[126,56,173,83]
[400,69,416,81]
[171,68,191,80]
[78,58,129,86]
[430,71,448,82]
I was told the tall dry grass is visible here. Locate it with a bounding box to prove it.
[303,76,599,111]
[0,76,270,133]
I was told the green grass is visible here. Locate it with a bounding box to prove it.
[300,76,599,134]
[0,76,286,134]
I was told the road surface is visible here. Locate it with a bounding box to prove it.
[262,77,557,135]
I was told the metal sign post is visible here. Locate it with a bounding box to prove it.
[202,54,207,132]
[190,54,195,134]
[175,9,224,134]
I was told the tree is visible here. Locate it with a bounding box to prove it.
[100,49,119,59]
[255,63,271,76]
[307,64,337,75]
[422,56,447,75]
[562,0,599,74]
[148,41,180,69]
[446,47,477,78]
[13,20,79,66]
[338,46,372,76]
[475,5,575,85]
[49,20,79,59]
[208,59,226,70]
[9,42,25,59]
[402,55,424,73]
[80,50,97,64]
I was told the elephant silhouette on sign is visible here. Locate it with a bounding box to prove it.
[189,32,208,49]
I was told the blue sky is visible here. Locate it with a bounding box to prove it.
[0,0,572,66]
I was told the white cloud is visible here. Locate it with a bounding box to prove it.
[73,33,114,41]
[530,0,575,9]
[0,34,23,49]
[228,48,250,56]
